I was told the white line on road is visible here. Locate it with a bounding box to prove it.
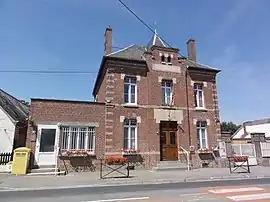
[208,187,264,194]
[82,196,150,202]
[188,198,217,202]
[179,193,208,197]
[227,193,270,201]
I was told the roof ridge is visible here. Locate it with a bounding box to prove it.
[107,44,136,56]
[0,89,29,122]
[0,89,29,107]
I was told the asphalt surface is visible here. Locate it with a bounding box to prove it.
[2,178,270,202]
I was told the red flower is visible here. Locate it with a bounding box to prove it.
[104,156,128,165]
[233,155,248,162]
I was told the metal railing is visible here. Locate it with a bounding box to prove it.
[0,152,12,165]
[179,146,190,170]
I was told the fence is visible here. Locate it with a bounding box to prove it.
[0,152,12,165]
[231,143,257,166]
[260,142,270,157]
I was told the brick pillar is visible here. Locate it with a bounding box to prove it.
[212,79,221,143]
[251,133,266,165]
[104,67,115,155]
[219,132,232,168]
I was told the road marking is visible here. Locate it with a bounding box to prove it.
[188,198,217,201]
[179,193,208,197]
[82,196,150,202]
[208,187,264,194]
[227,193,270,201]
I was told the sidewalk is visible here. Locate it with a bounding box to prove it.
[1,166,270,190]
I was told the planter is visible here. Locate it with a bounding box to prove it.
[121,149,139,156]
[61,150,89,157]
[100,157,130,179]
[198,148,213,153]
[66,154,88,157]
[104,156,128,165]
[233,156,248,162]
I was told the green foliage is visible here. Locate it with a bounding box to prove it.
[221,121,241,134]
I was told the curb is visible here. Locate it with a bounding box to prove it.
[1,175,270,192]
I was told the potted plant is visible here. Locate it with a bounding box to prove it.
[104,156,128,165]
[198,148,212,153]
[121,148,140,155]
[62,150,88,157]
[233,155,248,162]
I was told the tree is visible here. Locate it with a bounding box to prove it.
[220,121,241,134]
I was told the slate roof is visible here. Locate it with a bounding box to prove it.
[107,32,219,72]
[0,89,29,122]
[107,45,146,61]
[146,30,167,51]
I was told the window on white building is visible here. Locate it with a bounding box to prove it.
[124,76,137,104]
[194,83,204,108]
[61,126,95,153]
[162,80,172,105]
[196,121,208,149]
[123,119,137,150]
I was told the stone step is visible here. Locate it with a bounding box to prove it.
[27,170,66,176]
[152,161,189,171]
[157,161,187,165]
[29,167,56,173]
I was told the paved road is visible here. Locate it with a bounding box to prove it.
[2,178,270,202]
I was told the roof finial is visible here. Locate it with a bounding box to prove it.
[154,21,157,34]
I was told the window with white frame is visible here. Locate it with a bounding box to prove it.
[61,126,95,152]
[196,121,208,149]
[124,76,137,104]
[123,119,137,150]
[162,80,172,105]
[194,83,204,108]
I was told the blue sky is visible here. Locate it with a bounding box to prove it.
[0,0,270,124]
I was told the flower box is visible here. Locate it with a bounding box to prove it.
[121,148,139,155]
[61,150,89,157]
[233,155,248,162]
[198,148,212,153]
[104,156,128,165]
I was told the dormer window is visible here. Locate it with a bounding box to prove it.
[161,55,165,63]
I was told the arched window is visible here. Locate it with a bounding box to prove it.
[167,56,171,63]
[161,55,165,62]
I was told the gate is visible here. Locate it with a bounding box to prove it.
[231,143,257,166]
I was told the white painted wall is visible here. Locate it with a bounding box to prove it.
[0,108,15,153]
[233,123,270,139]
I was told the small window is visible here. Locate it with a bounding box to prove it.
[194,83,204,108]
[196,121,207,149]
[123,119,137,150]
[124,76,137,104]
[162,80,172,105]
[167,56,171,63]
[161,55,165,63]
[170,132,176,145]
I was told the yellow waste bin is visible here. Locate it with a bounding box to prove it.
[11,147,31,175]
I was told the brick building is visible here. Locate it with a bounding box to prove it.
[26,25,221,172]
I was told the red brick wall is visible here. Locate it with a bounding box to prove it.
[94,46,221,168]
[26,100,105,170]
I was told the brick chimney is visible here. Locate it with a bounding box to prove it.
[187,39,196,62]
[104,25,112,55]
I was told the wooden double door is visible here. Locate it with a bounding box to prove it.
[161,130,178,161]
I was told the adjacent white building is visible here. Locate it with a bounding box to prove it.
[0,89,29,153]
[232,118,270,140]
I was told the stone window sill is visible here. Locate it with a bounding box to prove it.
[195,107,208,112]
[122,104,139,108]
